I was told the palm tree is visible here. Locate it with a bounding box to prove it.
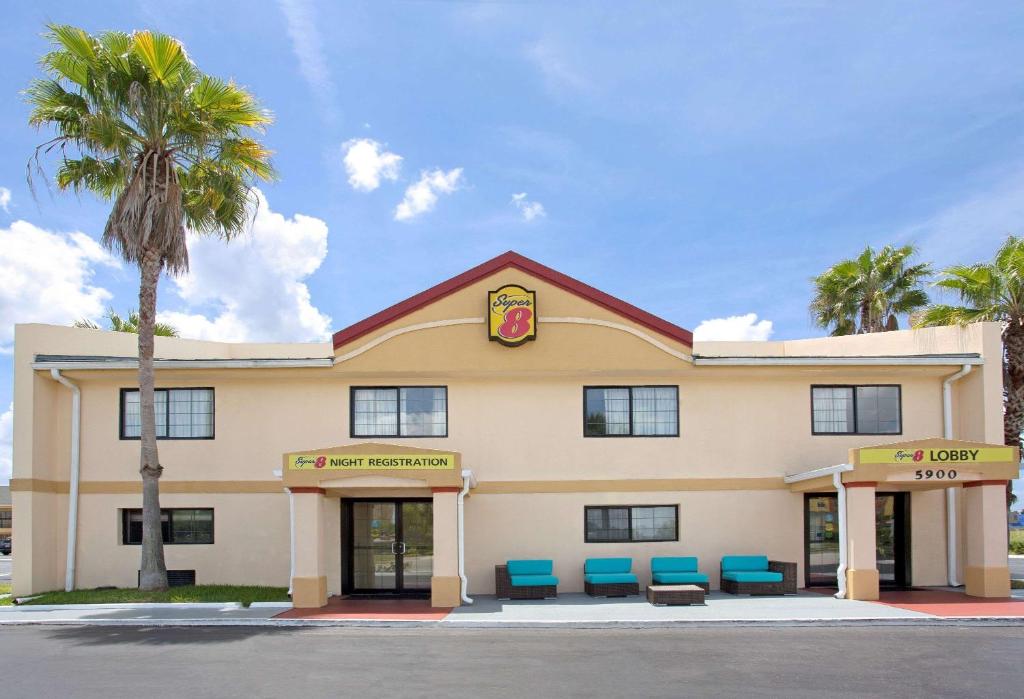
[28,25,274,590]
[811,244,932,335]
[75,308,179,337]
[917,236,1024,504]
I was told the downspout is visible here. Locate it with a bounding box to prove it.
[50,369,81,593]
[833,470,850,599]
[287,488,296,596]
[942,364,972,588]
[457,469,474,604]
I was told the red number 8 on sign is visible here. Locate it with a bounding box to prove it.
[498,307,533,340]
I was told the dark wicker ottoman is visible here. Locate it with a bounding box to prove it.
[495,565,557,600]
[647,584,706,606]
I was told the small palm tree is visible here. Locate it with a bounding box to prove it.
[28,25,274,590]
[75,309,179,337]
[917,237,1024,465]
[811,244,932,335]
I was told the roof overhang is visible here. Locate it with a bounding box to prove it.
[32,355,333,371]
[693,354,983,367]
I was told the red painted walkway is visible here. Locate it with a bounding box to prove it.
[275,597,451,621]
[874,589,1024,617]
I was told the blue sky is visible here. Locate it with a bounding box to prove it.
[1,2,1023,491]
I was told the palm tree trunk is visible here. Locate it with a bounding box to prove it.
[138,246,168,591]
[1002,322,1024,510]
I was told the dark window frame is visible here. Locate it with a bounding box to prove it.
[0,511,10,528]
[582,385,680,438]
[121,508,215,545]
[118,387,216,441]
[349,386,449,439]
[809,384,902,436]
[583,504,679,543]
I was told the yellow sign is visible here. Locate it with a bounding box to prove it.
[859,447,1015,465]
[488,284,536,347]
[287,454,455,471]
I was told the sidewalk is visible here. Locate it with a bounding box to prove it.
[2,590,1023,627]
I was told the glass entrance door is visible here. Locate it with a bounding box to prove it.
[347,500,432,595]
[806,495,841,587]
[876,493,909,588]
[804,493,910,588]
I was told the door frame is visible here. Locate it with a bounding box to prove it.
[802,492,912,589]
[341,498,432,598]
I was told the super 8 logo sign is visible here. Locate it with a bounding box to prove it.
[488,284,537,347]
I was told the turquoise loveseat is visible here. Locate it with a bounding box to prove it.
[650,557,710,592]
[584,557,640,597]
[719,555,796,595]
[495,559,559,600]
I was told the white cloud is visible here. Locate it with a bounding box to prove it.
[277,0,339,122]
[0,220,119,352]
[0,403,11,484]
[511,192,546,221]
[342,139,403,192]
[161,190,331,343]
[525,39,591,94]
[394,168,464,222]
[693,313,774,342]
[0,187,11,213]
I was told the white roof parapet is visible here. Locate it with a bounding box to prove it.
[694,354,983,367]
[783,463,854,484]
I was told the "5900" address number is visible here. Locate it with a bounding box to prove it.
[914,469,958,480]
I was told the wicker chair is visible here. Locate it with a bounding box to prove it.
[494,564,557,600]
[719,559,797,595]
[583,557,640,597]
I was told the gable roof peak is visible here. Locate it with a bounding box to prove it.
[332,251,693,349]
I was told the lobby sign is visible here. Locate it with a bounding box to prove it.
[859,447,1015,465]
[287,454,456,471]
[488,284,537,347]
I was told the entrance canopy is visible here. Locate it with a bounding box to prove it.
[786,438,1019,492]
[281,442,464,494]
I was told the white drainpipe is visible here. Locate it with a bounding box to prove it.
[833,470,850,599]
[287,488,296,596]
[50,369,81,593]
[942,364,972,588]
[457,469,474,604]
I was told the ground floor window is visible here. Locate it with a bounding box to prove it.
[584,505,678,542]
[121,508,214,545]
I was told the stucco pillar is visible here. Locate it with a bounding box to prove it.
[431,488,461,608]
[963,481,1011,598]
[290,488,327,608]
[845,482,879,601]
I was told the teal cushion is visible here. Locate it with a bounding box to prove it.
[584,573,638,584]
[584,558,632,574]
[507,559,552,576]
[510,574,559,587]
[722,571,783,583]
[651,556,698,573]
[652,572,709,585]
[721,555,769,572]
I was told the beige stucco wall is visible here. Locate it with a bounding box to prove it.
[9,297,1007,597]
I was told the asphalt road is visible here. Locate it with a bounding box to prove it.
[0,625,1020,698]
[0,555,11,582]
[1010,554,1024,580]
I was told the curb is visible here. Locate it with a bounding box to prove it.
[0,602,245,611]
[0,615,1022,629]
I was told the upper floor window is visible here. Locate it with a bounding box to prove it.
[120,388,215,440]
[121,508,214,545]
[811,385,901,435]
[0,510,10,529]
[351,387,448,438]
[584,386,678,437]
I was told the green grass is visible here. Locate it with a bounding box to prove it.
[15,585,289,607]
[1010,529,1024,555]
[0,581,11,606]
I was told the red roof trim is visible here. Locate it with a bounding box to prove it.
[331,251,694,349]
